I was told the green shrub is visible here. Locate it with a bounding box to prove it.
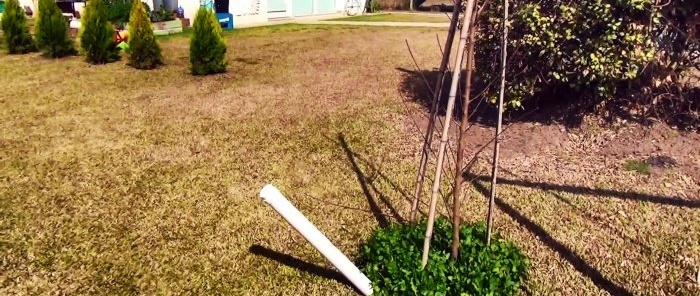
[369,0,381,13]
[149,4,175,22]
[189,7,227,75]
[0,0,36,54]
[80,0,120,64]
[476,0,657,109]
[126,0,163,69]
[104,0,133,29]
[35,0,77,58]
[360,216,528,296]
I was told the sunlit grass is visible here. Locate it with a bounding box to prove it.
[1,24,698,296]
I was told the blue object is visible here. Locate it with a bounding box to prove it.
[176,5,184,18]
[216,13,234,30]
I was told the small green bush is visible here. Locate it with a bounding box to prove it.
[80,0,120,64]
[0,0,36,54]
[189,7,227,75]
[126,0,163,69]
[360,216,528,296]
[35,0,77,58]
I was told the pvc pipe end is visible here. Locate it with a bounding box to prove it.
[260,183,281,203]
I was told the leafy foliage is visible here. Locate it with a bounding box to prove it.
[35,0,76,58]
[0,0,36,54]
[189,7,227,75]
[369,0,381,13]
[360,217,529,296]
[651,0,700,79]
[104,0,133,29]
[80,0,121,64]
[149,5,175,22]
[126,0,163,69]
[476,0,657,109]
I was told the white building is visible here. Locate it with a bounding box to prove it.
[11,0,365,29]
[144,0,361,27]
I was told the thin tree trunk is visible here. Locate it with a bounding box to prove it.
[486,0,509,245]
[409,2,463,222]
[451,14,478,261]
[421,0,477,268]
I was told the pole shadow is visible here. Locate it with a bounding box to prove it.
[249,244,363,295]
[338,133,406,226]
[469,180,633,296]
[464,173,700,208]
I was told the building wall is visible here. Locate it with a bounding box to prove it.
[176,0,365,27]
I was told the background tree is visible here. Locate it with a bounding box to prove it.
[126,0,163,69]
[189,7,227,75]
[0,0,37,54]
[35,0,76,58]
[80,0,120,64]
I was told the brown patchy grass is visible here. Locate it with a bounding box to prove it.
[1,24,698,295]
[327,12,452,23]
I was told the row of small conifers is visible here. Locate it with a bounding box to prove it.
[0,0,226,75]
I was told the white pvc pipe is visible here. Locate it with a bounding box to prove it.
[259,184,373,296]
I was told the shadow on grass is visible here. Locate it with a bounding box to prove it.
[338,133,407,226]
[465,173,700,208]
[469,180,634,296]
[248,244,363,294]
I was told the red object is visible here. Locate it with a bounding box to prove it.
[114,30,127,43]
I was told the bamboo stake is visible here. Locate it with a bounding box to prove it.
[451,11,478,260]
[486,0,509,245]
[409,1,463,222]
[421,0,477,268]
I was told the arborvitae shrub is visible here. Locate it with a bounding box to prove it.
[360,216,529,296]
[0,0,37,54]
[189,7,227,75]
[35,0,76,58]
[79,0,120,64]
[126,0,163,69]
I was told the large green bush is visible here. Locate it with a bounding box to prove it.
[475,0,657,108]
[0,0,36,54]
[80,0,120,64]
[189,7,227,75]
[35,0,77,58]
[360,217,528,296]
[126,0,163,69]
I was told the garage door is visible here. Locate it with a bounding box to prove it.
[292,0,313,17]
[316,0,335,14]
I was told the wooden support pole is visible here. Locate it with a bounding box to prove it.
[451,8,478,260]
[486,0,509,245]
[409,1,463,222]
[421,0,477,268]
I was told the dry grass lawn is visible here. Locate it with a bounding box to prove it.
[327,12,452,23]
[1,24,698,295]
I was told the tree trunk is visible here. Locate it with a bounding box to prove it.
[451,15,478,260]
